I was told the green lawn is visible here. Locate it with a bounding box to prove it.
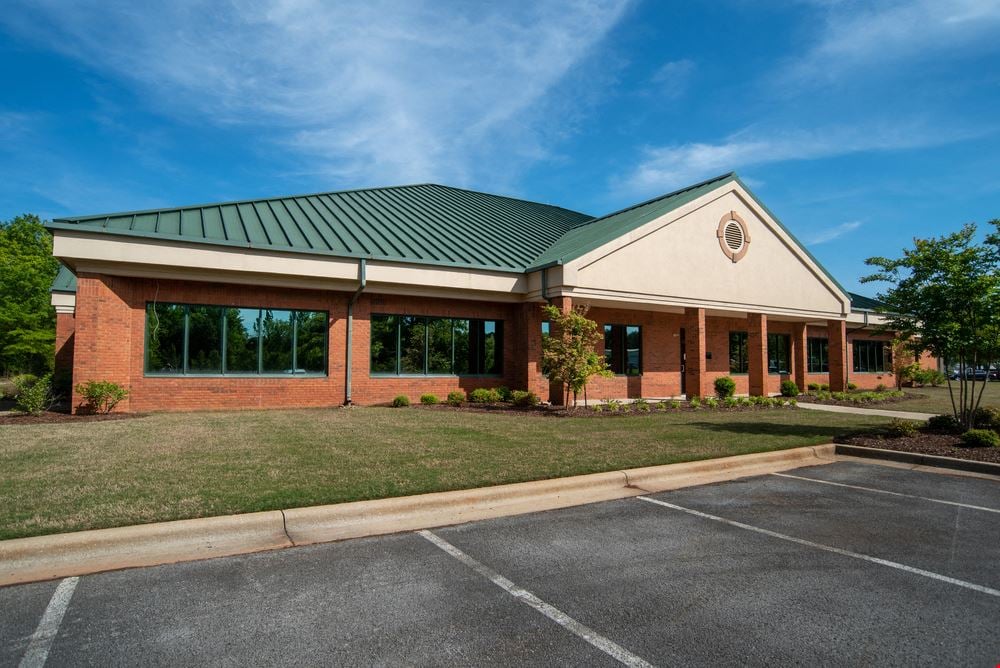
[901,382,1000,414]
[0,406,889,541]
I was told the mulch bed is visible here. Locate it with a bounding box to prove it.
[797,393,918,408]
[835,432,1000,464]
[0,410,143,426]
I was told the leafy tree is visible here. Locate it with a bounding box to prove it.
[0,214,59,375]
[540,303,612,407]
[862,221,1000,429]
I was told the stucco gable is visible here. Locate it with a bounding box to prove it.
[561,182,850,319]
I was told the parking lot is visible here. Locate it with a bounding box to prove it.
[2,460,998,666]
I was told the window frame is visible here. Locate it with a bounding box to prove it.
[143,302,328,377]
[853,339,892,373]
[729,331,749,374]
[767,333,791,375]
[807,337,829,374]
[604,323,642,376]
[370,313,504,377]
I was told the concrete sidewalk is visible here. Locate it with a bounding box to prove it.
[797,402,937,421]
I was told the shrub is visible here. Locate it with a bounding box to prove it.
[820,383,830,391]
[469,388,502,403]
[604,399,622,413]
[689,397,701,409]
[511,390,540,407]
[446,391,465,406]
[886,418,919,438]
[419,394,439,405]
[703,397,719,409]
[875,383,888,392]
[972,406,1000,431]
[780,380,799,398]
[961,429,1000,448]
[496,386,513,402]
[75,380,128,414]
[391,395,410,407]
[592,403,604,412]
[655,401,668,411]
[633,398,650,412]
[714,376,736,399]
[15,374,56,416]
[669,400,681,409]
[807,383,819,391]
[723,396,738,408]
[926,414,962,434]
[847,382,858,391]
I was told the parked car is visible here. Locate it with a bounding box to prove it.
[950,367,992,381]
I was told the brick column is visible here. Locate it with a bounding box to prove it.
[515,301,550,399]
[72,274,133,413]
[683,307,707,398]
[827,319,848,392]
[748,313,768,396]
[792,322,808,394]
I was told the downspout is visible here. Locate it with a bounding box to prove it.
[344,258,367,405]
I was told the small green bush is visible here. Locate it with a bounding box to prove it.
[604,399,622,413]
[961,429,1000,448]
[391,395,410,407]
[886,418,920,438]
[75,379,128,414]
[511,390,540,407]
[820,383,830,391]
[972,406,1000,431]
[780,380,799,398]
[15,374,56,416]
[419,394,439,405]
[807,383,819,391]
[496,386,513,402]
[469,388,502,403]
[655,401,668,411]
[703,397,719,409]
[446,391,465,406]
[669,400,681,409]
[689,397,701,409]
[633,398,650,412]
[847,382,858,391]
[592,403,604,412]
[875,383,888,392]
[927,414,962,434]
[714,376,736,399]
[723,396,738,408]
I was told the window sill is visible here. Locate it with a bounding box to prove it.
[370,374,504,379]
[144,373,328,378]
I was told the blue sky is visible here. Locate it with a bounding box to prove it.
[1,0,998,295]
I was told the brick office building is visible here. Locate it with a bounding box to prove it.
[47,173,935,413]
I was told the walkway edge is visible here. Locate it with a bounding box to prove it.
[834,444,1000,477]
[0,444,836,587]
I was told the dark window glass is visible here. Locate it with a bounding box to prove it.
[853,340,891,373]
[729,332,748,373]
[295,311,327,373]
[807,337,829,373]
[261,309,293,373]
[146,303,185,373]
[605,324,641,375]
[400,316,427,374]
[452,319,470,375]
[187,306,224,373]
[226,308,260,373]
[427,318,454,374]
[370,315,398,373]
[768,333,791,375]
[481,320,502,374]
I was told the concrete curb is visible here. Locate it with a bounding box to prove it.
[834,444,1000,477]
[0,444,837,587]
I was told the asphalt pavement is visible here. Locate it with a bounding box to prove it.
[2,460,998,666]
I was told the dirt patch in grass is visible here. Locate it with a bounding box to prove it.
[0,410,143,425]
[836,432,1000,464]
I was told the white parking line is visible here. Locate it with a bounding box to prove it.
[637,496,1000,598]
[772,472,1000,514]
[19,577,78,668]
[418,530,654,668]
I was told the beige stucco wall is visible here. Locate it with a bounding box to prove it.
[565,186,849,319]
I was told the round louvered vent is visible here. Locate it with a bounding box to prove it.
[716,212,750,262]
[724,221,744,251]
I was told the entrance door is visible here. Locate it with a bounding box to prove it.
[679,328,687,395]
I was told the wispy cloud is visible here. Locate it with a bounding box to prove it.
[1,0,630,187]
[649,58,695,99]
[618,121,989,196]
[781,0,1000,85]
[806,220,862,245]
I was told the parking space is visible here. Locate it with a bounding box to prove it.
[2,460,998,666]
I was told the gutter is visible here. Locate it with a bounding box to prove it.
[344,259,367,405]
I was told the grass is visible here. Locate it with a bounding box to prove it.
[901,382,1000,414]
[0,407,890,541]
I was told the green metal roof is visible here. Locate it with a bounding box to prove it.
[48,183,594,274]
[51,264,77,293]
[848,292,885,311]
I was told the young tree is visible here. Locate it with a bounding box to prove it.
[0,214,59,375]
[862,220,1000,429]
[540,303,612,408]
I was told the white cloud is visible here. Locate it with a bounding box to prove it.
[649,59,695,99]
[618,121,988,195]
[806,220,862,245]
[782,0,1000,85]
[1,0,630,187]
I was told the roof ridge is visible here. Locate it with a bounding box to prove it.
[52,182,440,223]
[424,183,593,220]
